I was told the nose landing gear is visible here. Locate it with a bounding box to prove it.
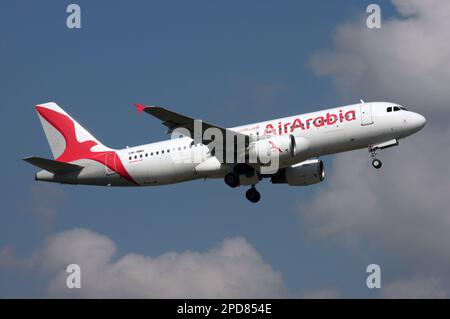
[245,186,261,203]
[369,148,382,169]
[367,139,399,170]
[372,158,382,169]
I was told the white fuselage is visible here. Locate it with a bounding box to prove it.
[98,101,425,186]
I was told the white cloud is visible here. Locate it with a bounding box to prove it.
[306,0,450,297]
[301,288,340,299]
[382,277,448,299]
[310,0,450,118]
[302,129,450,266]
[29,228,288,298]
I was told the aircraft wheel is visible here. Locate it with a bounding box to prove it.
[246,188,261,203]
[224,173,240,188]
[372,159,382,169]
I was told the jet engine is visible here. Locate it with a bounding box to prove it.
[246,135,310,164]
[271,159,325,186]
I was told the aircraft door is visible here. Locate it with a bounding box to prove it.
[360,104,374,126]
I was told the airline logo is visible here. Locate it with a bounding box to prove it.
[268,140,283,153]
[36,104,137,185]
[265,109,357,135]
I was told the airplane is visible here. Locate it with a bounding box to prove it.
[23,101,426,203]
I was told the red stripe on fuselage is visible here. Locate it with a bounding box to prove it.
[36,106,137,185]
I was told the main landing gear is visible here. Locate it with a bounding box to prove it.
[224,173,261,203]
[369,148,382,169]
[224,172,240,188]
[245,186,261,203]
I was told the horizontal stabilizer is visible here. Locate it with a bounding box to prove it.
[23,157,83,174]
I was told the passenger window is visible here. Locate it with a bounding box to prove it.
[151,152,153,156]
[156,151,159,155]
[140,154,143,158]
[184,146,187,149]
[387,107,392,112]
[129,156,132,160]
[167,149,170,153]
[134,155,137,159]
[162,150,164,154]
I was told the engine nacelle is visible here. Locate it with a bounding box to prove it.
[247,135,309,164]
[271,159,325,186]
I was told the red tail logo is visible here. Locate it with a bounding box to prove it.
[36,106,137,184]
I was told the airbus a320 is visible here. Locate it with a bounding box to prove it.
[24,101,426,203]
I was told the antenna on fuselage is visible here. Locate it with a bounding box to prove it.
[360,99,365,103]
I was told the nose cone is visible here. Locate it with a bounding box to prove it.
[411,112,427,131]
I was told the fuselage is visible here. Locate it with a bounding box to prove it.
[35,101,426,187]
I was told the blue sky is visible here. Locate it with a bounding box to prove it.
[0,0,415,298]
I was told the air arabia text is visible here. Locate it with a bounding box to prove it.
[264,109,357,135]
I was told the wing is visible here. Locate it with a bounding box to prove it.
[134,103,250,147]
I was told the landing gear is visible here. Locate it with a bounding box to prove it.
[372,158,382,169]
[369,148,382,169]
[224,173,240,188]
[368,140,399,169]
[224,169,261,202]
[245,186,261,203]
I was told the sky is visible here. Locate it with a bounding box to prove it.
[1,0,449,298]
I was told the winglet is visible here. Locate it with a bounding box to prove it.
[134,103,147,113]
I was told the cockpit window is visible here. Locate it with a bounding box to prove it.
[388,105,407,113]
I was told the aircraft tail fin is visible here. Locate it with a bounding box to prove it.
[34,102,111,162]
[23,156,83,174]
